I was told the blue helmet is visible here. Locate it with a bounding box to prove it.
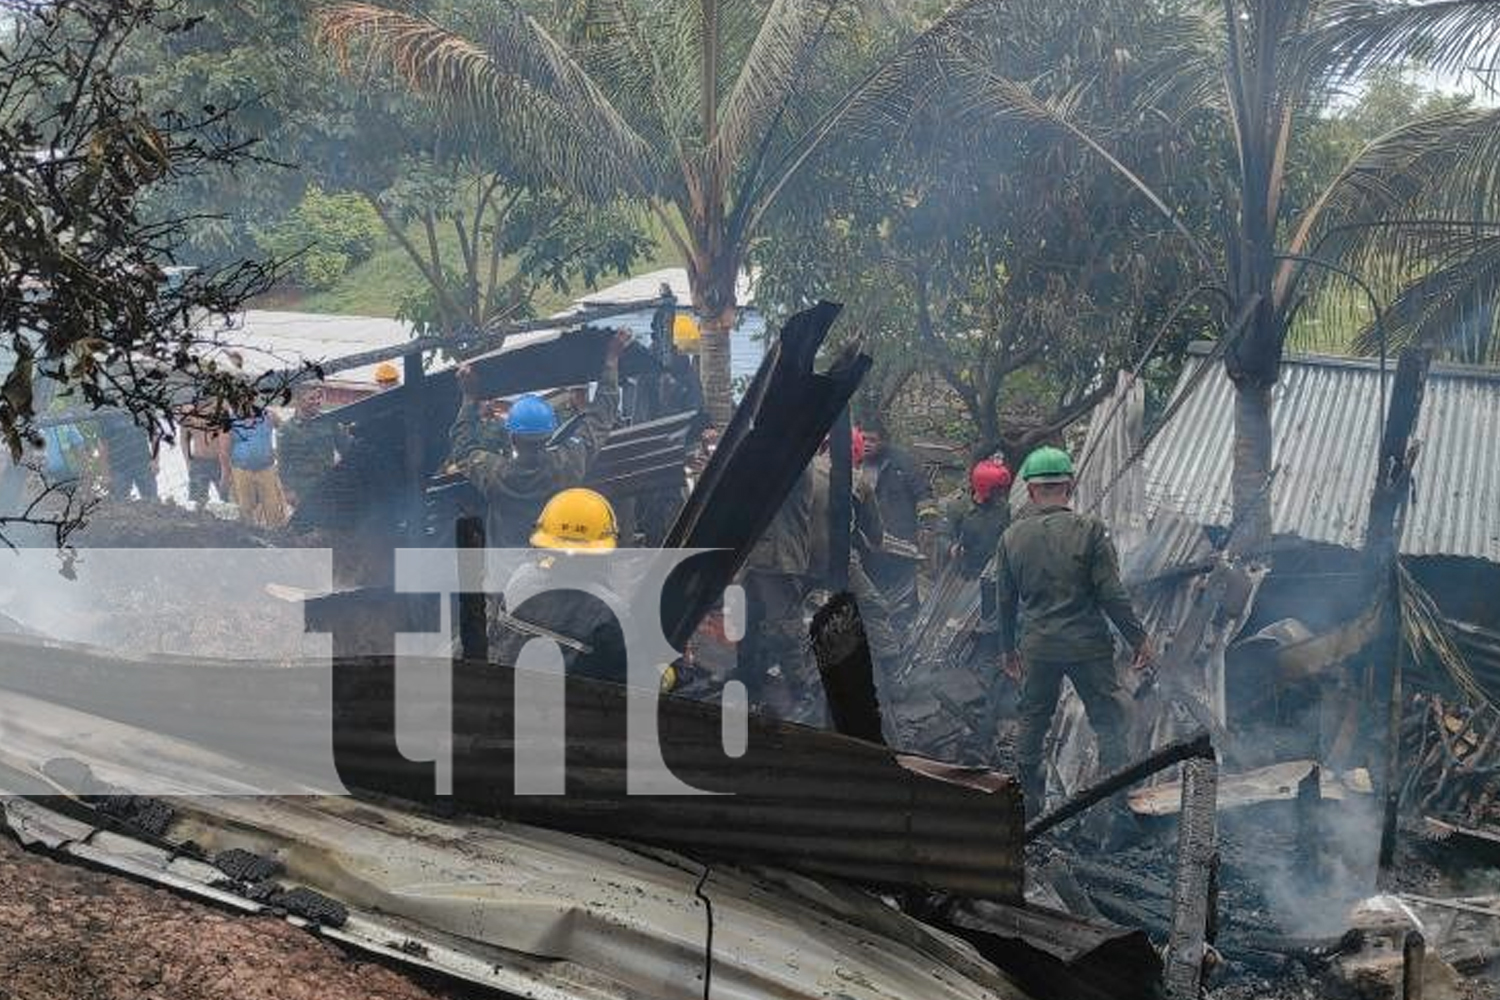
[507,394,557,437]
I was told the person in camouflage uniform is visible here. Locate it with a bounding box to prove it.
[992,446,1154,819]
[859,417,930,632]
[277,386,343,516]
[449,331,627,547]
[491,488,629,684]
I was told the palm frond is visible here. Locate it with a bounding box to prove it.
[1282,106,1500,303]
[583,0,697,183]
[315,2,658,202]
[742,0,1220,262]
[710,0,841,171]
[1348,232,1500,364]
[1313,0,1500,84]
[731,0,1003,239]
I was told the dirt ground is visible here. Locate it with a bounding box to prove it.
[0,836,478,1000]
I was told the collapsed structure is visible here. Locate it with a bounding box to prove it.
[6,297,1499,997]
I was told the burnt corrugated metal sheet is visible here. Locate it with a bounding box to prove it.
[1,795,1030,1000]
[1134,345,1500,562]
[0,634,1023,901]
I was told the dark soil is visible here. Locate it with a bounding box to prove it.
[0,835,484,1000]
[70,500,307,549]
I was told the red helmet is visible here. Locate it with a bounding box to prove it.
[851,426,866,467]
[970,459,1013,503]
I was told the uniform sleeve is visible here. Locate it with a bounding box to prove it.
[992,533,1021,654]
[464,449,514,498]
[449,398,513,495]
[449,399,484,464]
[557,359,621,482]
[1090,520,1148,651]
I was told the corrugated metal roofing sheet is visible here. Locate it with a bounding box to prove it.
[1138,346,1500,562]
[0,794,1029,1000]
[0,634,1023,901]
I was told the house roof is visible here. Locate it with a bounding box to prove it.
[574,266,756,307]
[218,269,765,386]
[206,310,417,385]
[1136,344,1500,562]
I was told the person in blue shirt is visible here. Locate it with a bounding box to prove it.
[228,409,289,529]
[41,423,86,481]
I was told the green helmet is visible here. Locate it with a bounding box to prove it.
[1019,446,1075,483]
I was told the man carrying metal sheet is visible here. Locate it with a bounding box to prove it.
[450,331,628,547]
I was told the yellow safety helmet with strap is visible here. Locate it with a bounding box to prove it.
[374,361,400,386]
[531,488,619,552]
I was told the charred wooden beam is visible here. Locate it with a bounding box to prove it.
[1403,930,1426,1000]
[1364,348,1432,877]
[1165,755,1219,1000]
[402,352,426,542]
[1025,730,1213,841]
[809,592,885,745]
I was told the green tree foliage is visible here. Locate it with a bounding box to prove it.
[121,0,651,335]
[756,0,1219,460]
[0,0,283,544]
[254,185,384,290]
[313,0,1027,426]
[910,0,1500,544]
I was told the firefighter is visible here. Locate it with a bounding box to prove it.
[450,331,628,547]
[945,458,1013,579]
[491,487,629,685]
[992,446,1154,819]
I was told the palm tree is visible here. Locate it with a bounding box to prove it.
[1210,0,1500,546]
[315,0,1005,426]
[934,0,1500,546]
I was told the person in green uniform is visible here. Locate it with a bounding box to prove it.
[276,386,342,514]
[450,330,627,547]
[739,464,814,717]
[944,458,1013,579]
[993,446,1154,819]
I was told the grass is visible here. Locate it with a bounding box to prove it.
[271,211,687,319]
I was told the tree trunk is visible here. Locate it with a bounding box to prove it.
[689,254,739,429]
[1229,379,1273,553]
[698,304,738,428]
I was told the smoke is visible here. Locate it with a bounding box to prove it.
[1242,781,1382,939]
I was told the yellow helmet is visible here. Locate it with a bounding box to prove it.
[374,361,400,385]
[672,312,701,352]
[531,488,619,552]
